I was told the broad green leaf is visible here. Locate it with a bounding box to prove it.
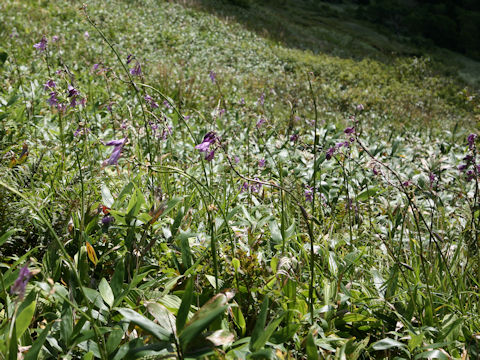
[231,302,246,336]
[247,349,276,359]
[111,259,125,298]
[176,277,193,333]
[414,350,449,360]
[146,302,176,334]
[16,299,36,340]
[99,278,114,308]
[372,338,409,355]
[24,322,53,360]
[60,300,73,346]
[116,307,172,341]
[0,229,21,247]
[306,331,319,360]
[179,292,233,351]
[249,296,269,352]
[83,352,94,360]
[101,184,114,208]
[356,187,379,202]
[8,323,17,360]
[251,312,285,351]
[106,328,125,355]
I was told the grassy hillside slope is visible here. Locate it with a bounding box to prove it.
[0,0,480,358]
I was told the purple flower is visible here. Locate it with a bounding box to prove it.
[429,172,436,186]
[84,31,90,40]
[218,109,226,117]
[52,35,59,43]
[239,98,245,105]
[127,54,135,64]
[290,133,299,142]
[209,70,216,84]
[205,150,216,161]
[163,100,171,109]
[305,186,313,202]
[256,118,266,128]
[130,62,141,76]
[372,166,380,176]
[144,95,159,109]
[458,164,468,172]
[195,131,217,156]
[468,133,477,150]
[344,127,355,135]
[104,137,127,166]
[47,92,58,106]
[43,80,56,91]
[33,36,47,52]
[356,104,364,111]
[234,156,240,164]
[10,265,32,300]
[326,147,335,160]
[161,125,172,140]
[251,178,262,193]
[402,180,412,187]
[241,182,249,192]
[68,85,79,98]
[258,158,265,167]
[93,63,100,71]
[258,92,265,106]
[102,215,114,225]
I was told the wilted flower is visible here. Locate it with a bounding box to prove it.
[258,92,265,106]
[130,62,141,76]
[33,36,47,52]
[68,85,79,98]
[103,137,127,166]
[209,70,216,84]
[47,92,58,107]
[256,117,266,128]
[326,147,335,160]
[10,264,32,300]
[468,133,477,150]
[205,150,216,162]
[305,186,313,202]
[144,95,159,109]
[43,80,56,90]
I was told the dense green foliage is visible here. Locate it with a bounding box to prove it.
[0,0,480,359]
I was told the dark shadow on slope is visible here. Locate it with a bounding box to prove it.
[177,0,480,87]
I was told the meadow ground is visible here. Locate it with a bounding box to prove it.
[1,0,480,358]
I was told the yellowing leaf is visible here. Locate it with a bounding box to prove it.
[86,241,98,266]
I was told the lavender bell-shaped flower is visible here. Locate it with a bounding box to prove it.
[10,264,32,300]
[103,137,127,166]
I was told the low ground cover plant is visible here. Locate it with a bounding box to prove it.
[1,0,480,359]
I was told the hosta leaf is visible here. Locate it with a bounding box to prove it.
[116,307,172,341]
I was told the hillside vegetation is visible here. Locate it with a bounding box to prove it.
[1,0,480,358]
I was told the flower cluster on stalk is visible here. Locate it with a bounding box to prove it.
[195,131,218,161]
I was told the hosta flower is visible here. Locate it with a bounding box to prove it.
[209,70,216,84]
[33,36,47,52]
[10,265,32,300]
[47,92,58,106]
[256,117,266,128]
[305,186,313,202]
[104,137,127,166]
[130,62,141,76]
[195,132,218,161]
[144,95,159,109]
[68,85,79,98]
[468,133,477,150]
[43,80,56,91]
